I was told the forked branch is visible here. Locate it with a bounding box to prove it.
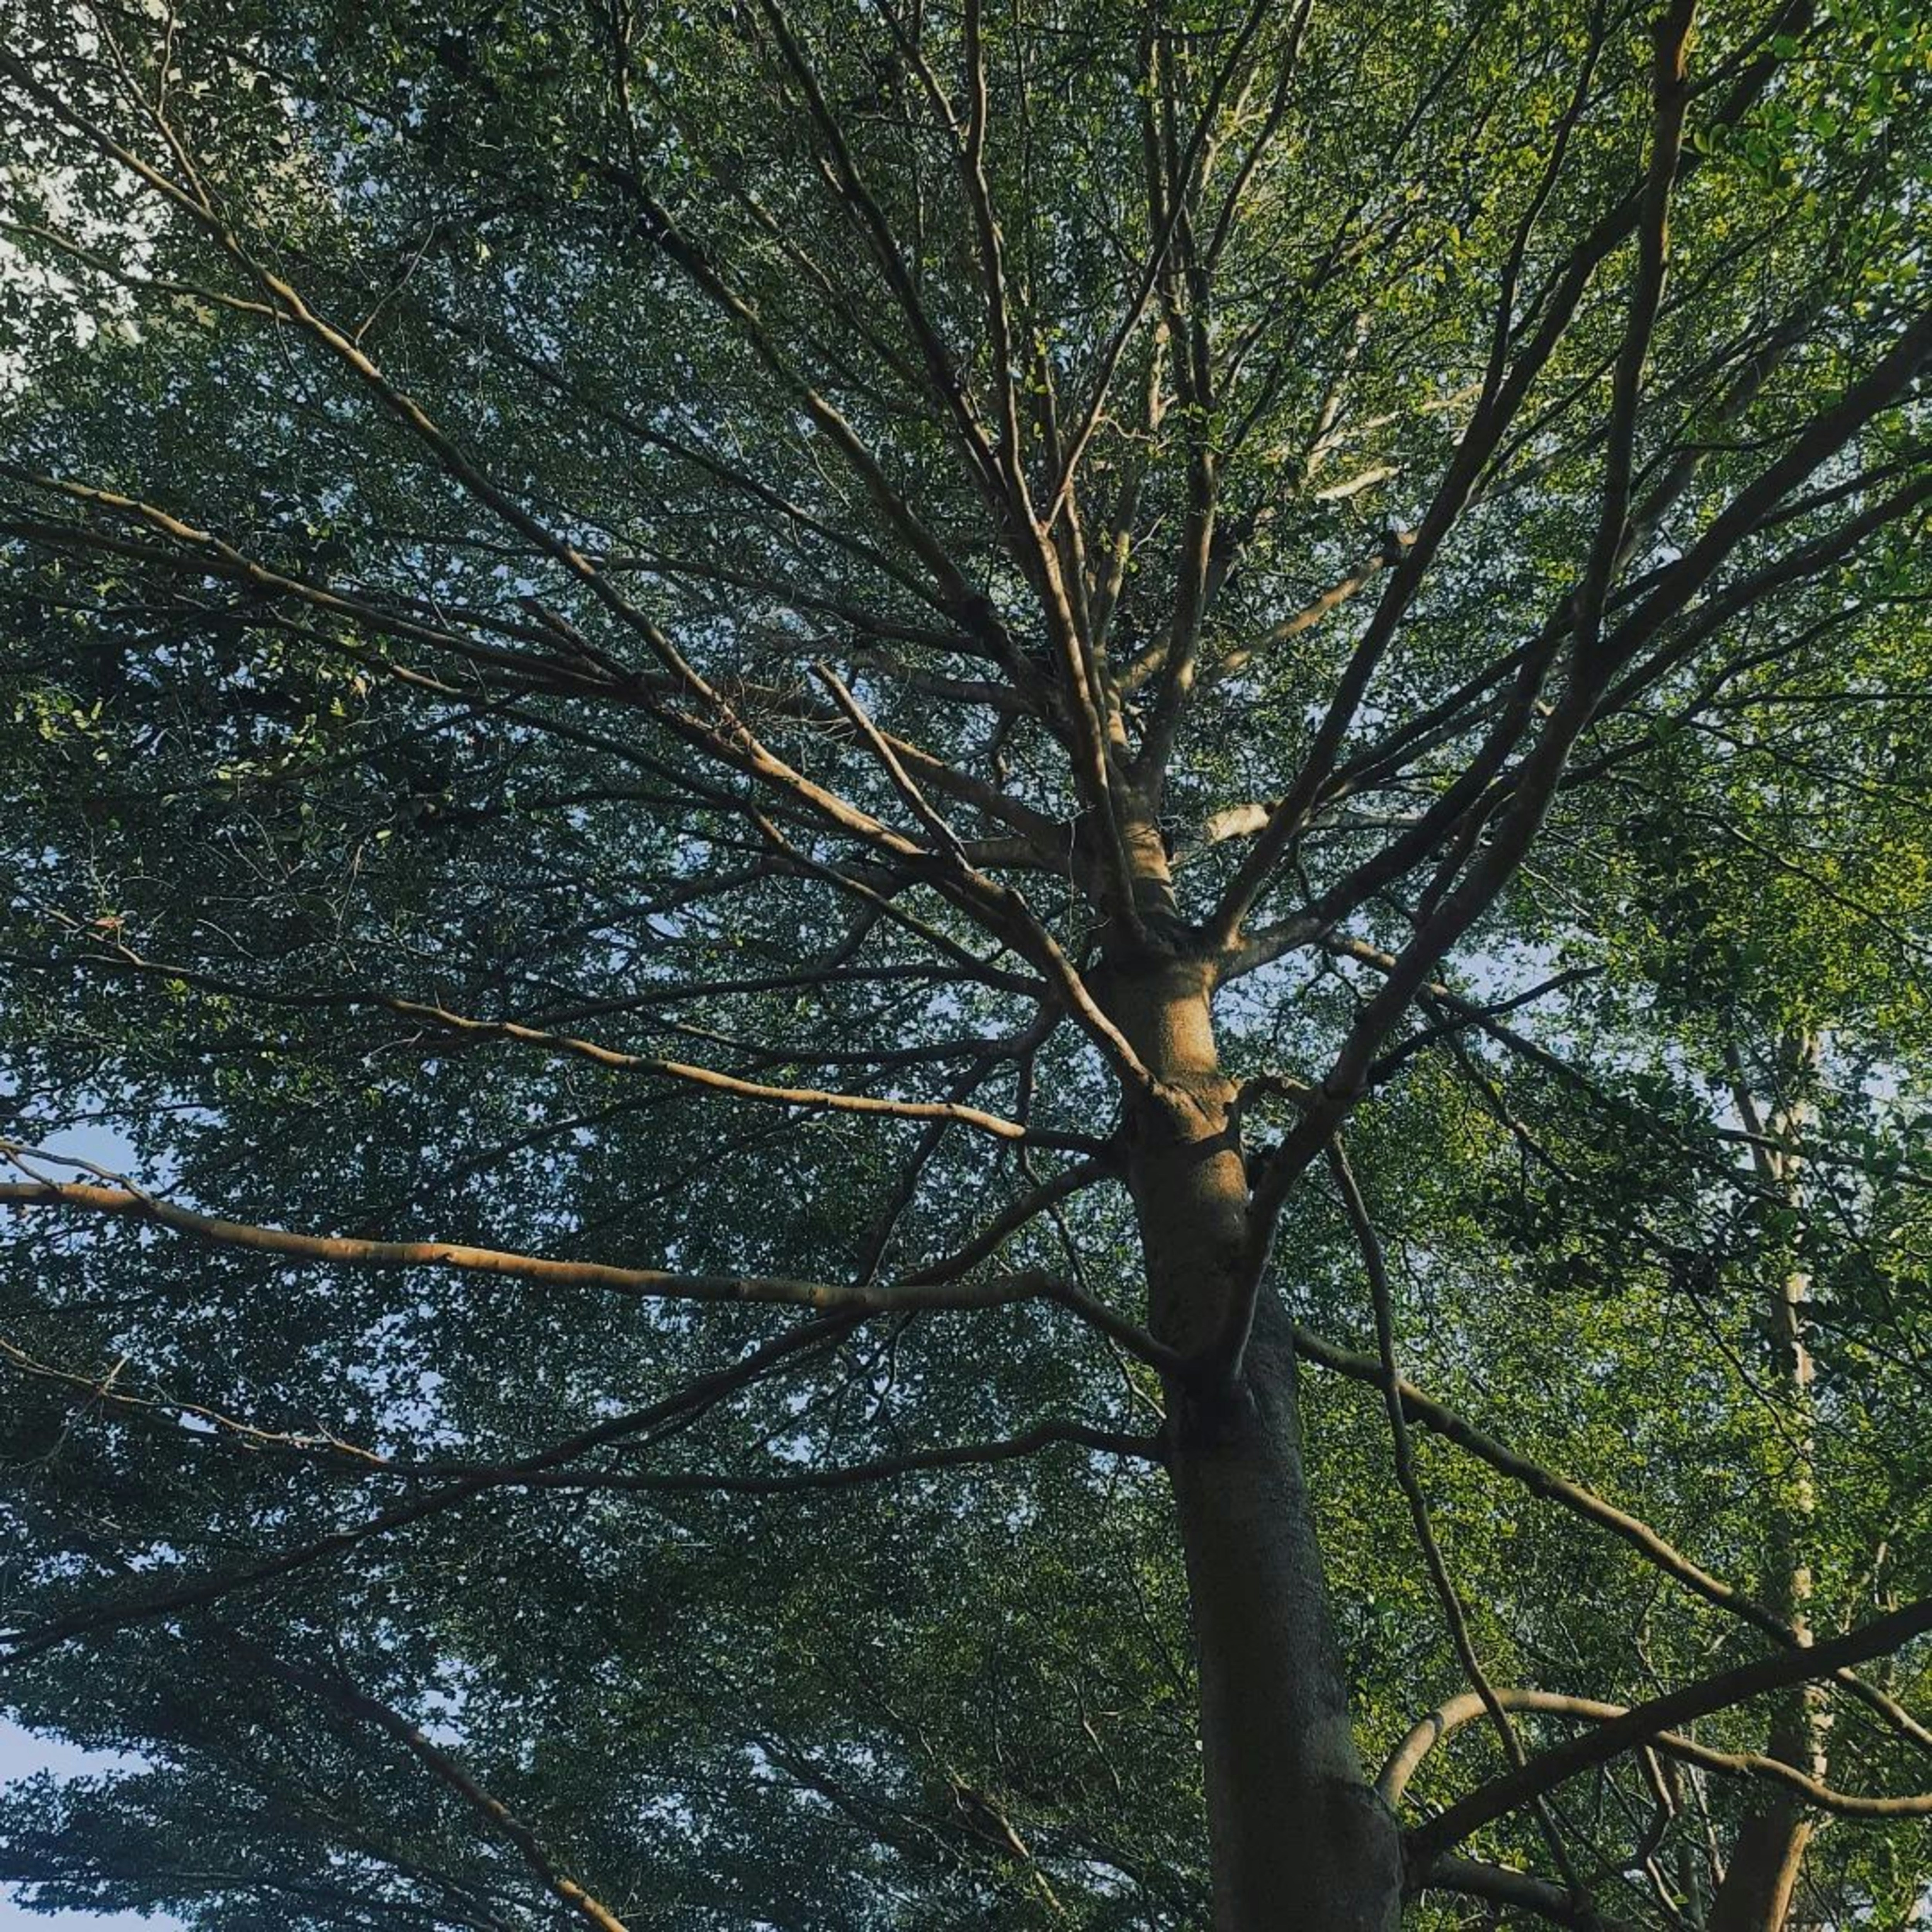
[1407,1594,1932,1861]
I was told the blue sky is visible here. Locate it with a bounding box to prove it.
[0,1722,181,1930]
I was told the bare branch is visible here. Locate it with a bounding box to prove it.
[1330,1145,1590,1910]
[1408,1595,1932,1861]
[1383,1688,1932,1822]
[0,1173,1095,1321]
[0,1314,859,1663]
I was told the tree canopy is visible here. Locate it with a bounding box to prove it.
[0,0,1929,1927]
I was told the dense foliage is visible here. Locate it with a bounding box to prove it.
[0,0,1928,1925]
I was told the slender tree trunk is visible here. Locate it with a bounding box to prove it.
[1107,954,1402,1932]
[1710,1037,1827,1932]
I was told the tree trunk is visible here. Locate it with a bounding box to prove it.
[1709,1037,1826,1932]
[1165,1294,1403,1931]
[1707,1781,1812,1932]
[1108,954,1402,1932]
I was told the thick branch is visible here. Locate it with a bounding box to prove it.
[1383,1688,1932,1821]
[0,1175,1087,1324]
[1408,1595,1932,1860]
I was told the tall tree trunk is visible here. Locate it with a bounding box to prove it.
[1107,955,1402,1932]
[1165,1295,1403,1931]
[1710,1037,1827,1932]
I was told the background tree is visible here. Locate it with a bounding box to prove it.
[0,0,1929,1927]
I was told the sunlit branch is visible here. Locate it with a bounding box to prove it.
[1194,533,1413,695]
[2,947,1081,1147]
[1410,1855,1602,1930]
[0,1175,1095,1318]
[1382,1687,1932,1820]
[1408,1602,1932,1861]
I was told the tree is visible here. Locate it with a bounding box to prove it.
[0,0,1928,1925]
